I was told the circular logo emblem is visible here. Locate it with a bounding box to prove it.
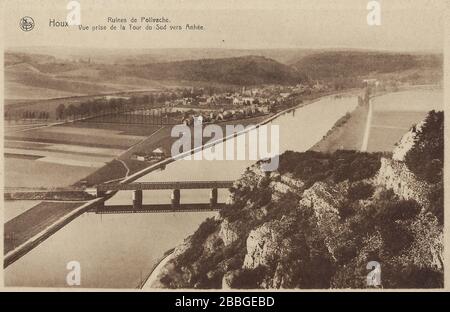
[19,16,35,31]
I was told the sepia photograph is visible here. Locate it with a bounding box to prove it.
[1,0,447,292]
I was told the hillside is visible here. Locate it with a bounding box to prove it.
[5,47,321,65]
[293,51,442,81]
[124,56,305,86]
[4,53,304,100]
[4,54,174,100]
[149,110,443,289]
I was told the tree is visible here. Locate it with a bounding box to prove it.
[405,110,443,183]
[348,182,374,201]
[56,104,66,120]
[66,104,77,120]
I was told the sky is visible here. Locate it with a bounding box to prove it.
[2,0,446,52]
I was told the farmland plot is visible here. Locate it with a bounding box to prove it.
[3,122,160,189]
[367,88,443,152]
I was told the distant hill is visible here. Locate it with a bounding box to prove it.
[5,47,320,65]
[4,49,443,101]
[122,55,305,86]
[292,51,442,80]
[4,53,304,100]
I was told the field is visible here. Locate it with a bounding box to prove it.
[4,201,85,254]
[4,122,163,188]
[4,60,164,101]
[366,111,428,152]
[68,121,164,136]
[4,200,42,223]
[366,88,443,152]
[5,157,99,188]
[82,111,183,125]
[5,124,147,149]
[311,102,368,153]
[312,88,443,154]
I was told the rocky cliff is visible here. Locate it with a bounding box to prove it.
[375,158,431,207]
[152,112,443,289]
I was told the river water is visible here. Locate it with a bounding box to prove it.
[5,93,358,288]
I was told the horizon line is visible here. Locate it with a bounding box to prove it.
[4,45,443,54]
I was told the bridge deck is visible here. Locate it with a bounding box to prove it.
[97,181,234,191]
[93,203,226,214]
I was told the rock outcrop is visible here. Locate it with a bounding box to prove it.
[300,181,343,217]
[392,121,424,161]
[243,222,282,269]
[375,157,431,207]
[219,219,239,247]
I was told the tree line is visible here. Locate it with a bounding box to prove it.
[4,110,50,121]
[54,93,182,120]
[54,88,224,121]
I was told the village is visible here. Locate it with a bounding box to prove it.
[126,81,330,163]
[158,81,329,125]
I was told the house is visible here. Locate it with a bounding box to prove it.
[242,97,255,105]
[313,81,327,91]
[233,97,244,106]
[132,148,166,162]
[132,152,148,161]
[182,116,193,125]
[216,113,224,121]
[363,78,380,87]
[259,105,270,114]
[149,148,165,160]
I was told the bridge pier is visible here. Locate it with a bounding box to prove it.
[132,190,143,210]
[171,189,180,208]
[97,181,234,211]
[210,188,218,208]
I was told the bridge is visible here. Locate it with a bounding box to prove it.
[4,180,234,268]
[96,180,235,212]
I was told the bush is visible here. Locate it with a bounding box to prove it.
[405,110,443,183]
[230,266,268,289]
[177,217,219,265]
[380,222,414,254]
[376,199,421,222]
[277,150,381,186]
[428,182,443,224]
[348,182,375,201]
[383,265,443,288]
[191,217,220,244]
[338,201,357,219]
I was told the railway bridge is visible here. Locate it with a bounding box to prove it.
[95,180,234,213]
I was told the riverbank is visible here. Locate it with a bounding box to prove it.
[311,84,442,154]
[311,100,368,153]
[140,249,175,289]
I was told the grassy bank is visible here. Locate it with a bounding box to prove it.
[311,101,368,153]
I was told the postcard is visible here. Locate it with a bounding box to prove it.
[0,0,447,291]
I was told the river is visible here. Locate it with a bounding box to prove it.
[4,93,359,288]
